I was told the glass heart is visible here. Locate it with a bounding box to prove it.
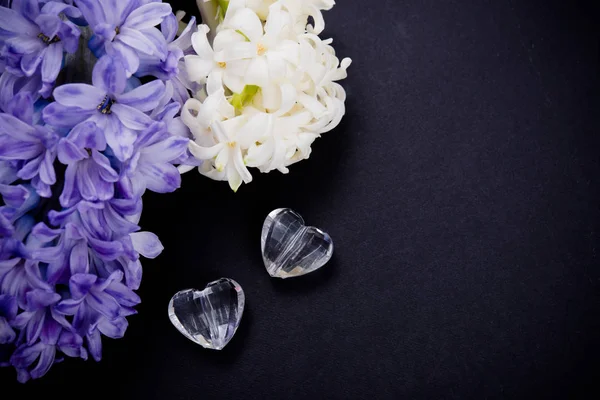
[261,208,334,279]
[168,278,245,350]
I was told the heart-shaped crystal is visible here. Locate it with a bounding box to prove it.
[168,278,245,350]
[261,208,334,279]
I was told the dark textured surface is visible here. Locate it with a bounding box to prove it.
[3,0,600,398]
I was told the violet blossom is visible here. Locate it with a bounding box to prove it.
[0,1,81,96]
[0,0,195,383]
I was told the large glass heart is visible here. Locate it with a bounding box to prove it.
[168,278,245,350]
[261,208,334,279]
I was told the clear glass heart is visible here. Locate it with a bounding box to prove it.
[261,208,334,279]
[168,278,245,350]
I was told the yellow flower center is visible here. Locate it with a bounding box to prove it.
[217,61,227,68]
[227,141,237,148]
[257,43,266,56]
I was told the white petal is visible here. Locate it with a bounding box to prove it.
[227,8,264,43]
[214,42,257,62]
[213,29,247,53]
[223,72,246,94]
[274,83,298,116]
[266,52,286,82]
[245,56,269,87]
[190,28,214,58]
[261,83,281,111]
[188,141,223,160]
[184,55,214,82]
[237,112,273,147]
[297,92,327,118]
[232,146,253,183]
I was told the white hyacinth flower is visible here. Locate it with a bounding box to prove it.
[186,0,351,191]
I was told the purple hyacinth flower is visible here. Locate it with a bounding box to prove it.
[55,270,140,360]
[137,15,197,105]
[0,294,17,344]
[77,0,171,77]
[43,55,164,161]
[0,183,40,238]
[11,312,84,383]
[123,123,189,196]
[0,71,42,112]
[0,1,82,97]
[57,120,119,208]
[12,288,61,345]
[0,93,59,198]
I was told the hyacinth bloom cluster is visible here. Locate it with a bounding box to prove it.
[184,0,351,191]
[0,0,198,382]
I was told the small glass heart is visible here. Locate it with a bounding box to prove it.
[261,208,334,279]
[168,278,245,350]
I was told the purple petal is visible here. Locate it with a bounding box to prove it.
[138,162,181,194]
[0,294,17,320]
[6,36,44,55]
[30,345,55,379]
[69,273,97,299]
[59,163,80,208]
[171,17,196,52]
[142,136,189,163]
[26,311,45,344]
[75,0,106,28]
[91,150,119,182]
[18,0,41,20]
[40,2,82,19]
[38,150,56,185]
[124,3,172,30]
[100,0,136,26]
[67,120,107,150]
[111,103,153,130]
[17,154,43,180]
[54,298,82,315]
[0,317,16,344]
[92,55,126,96]
[106,41,139,77]
[97,316,128,339]
[35,14,61,40]
[57,138,88,164]
[41,43,62,88]
[76,159,114,202]
[58,331,86,359]
[11,342,43,369]
[115,80,165,112]
[57,19,81,54]
[161,14,178,42]
[139,27,168,58]
[105,281,140,307]
[88,237,124,261]
[0,184,29,208]
[20,48,45,77]
[123,258,142,290]
[86,290,120,319]
[42,103,94,128]
[129,231,163,259]
[0,7,39,35]
[53,84,105,109]
[103,115,136,161]
[0,138,42,160]
[6,92,34,123]
[0,113,37,140]
[85,329,102,361]
[40,316,62,344]
[70,241,89,275]
[25,289,61,310]
[116,27,157,55]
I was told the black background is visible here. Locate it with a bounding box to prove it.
[2,0,600,398]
